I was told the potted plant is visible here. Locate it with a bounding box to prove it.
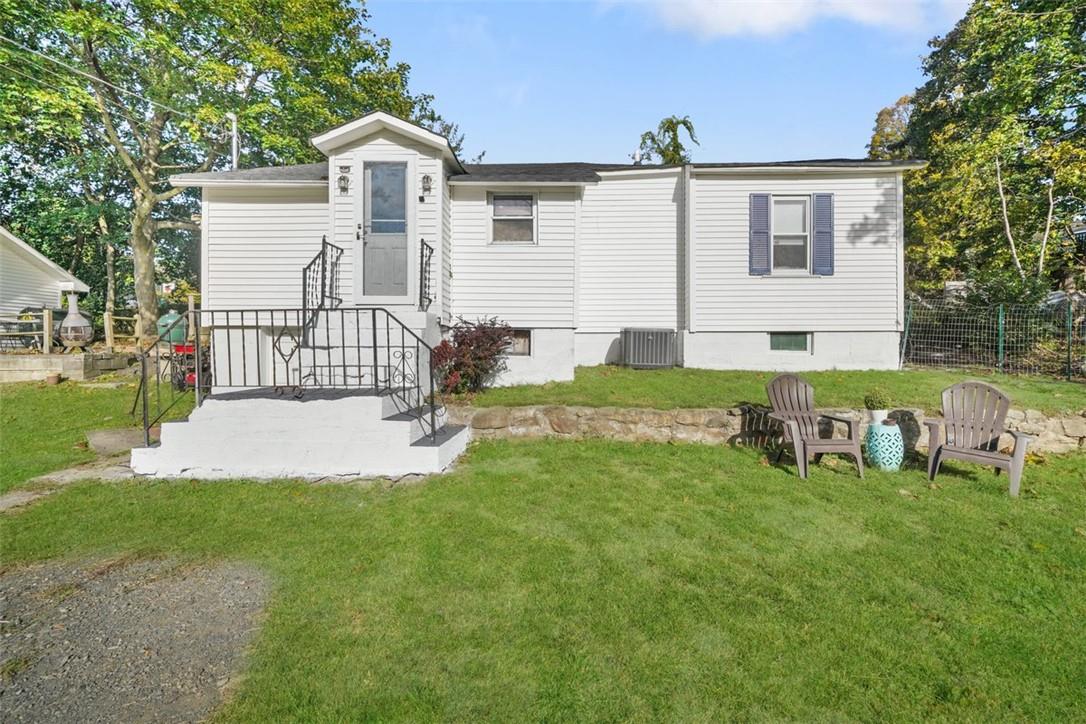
[863,387,890,424]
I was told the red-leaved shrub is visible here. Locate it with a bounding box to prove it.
[432,317,513,394]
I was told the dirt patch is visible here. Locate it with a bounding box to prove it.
[0,557,268,723]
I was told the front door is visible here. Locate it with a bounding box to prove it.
[363,161,408,297]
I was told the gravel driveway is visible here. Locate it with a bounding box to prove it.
[0,558,268,723]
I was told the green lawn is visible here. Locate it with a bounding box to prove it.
[3,439,1085,721]
[0,380,193,493]
[0,381,144,493]
[466,365,1086,414]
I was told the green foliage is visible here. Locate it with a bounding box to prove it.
[639,115,699,164]
[1,0,457,331]
[862,387,891,411]
[866,95,914,160]
[892,0,1086,297]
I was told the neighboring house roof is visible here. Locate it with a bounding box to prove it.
[0,226,90,293]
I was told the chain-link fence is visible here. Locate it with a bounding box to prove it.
[900,296,1086,379]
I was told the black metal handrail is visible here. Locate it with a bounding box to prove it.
[302,237,344,315]
[419,239,434,312]
[131,311,200,446]
[133,306,442,445]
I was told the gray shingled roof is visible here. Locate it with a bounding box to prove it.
[172,158,924,186]
[452,162,673,183]
[172,162,327,184]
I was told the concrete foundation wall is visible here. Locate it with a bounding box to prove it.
[495,328,575,387]
[683,331,900,371]
[574,332,623,366]
[0,352,130,383]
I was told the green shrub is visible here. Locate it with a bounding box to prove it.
[863,387,891,410]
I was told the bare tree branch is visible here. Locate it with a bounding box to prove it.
[1037,181,1055,277]
[995,157,1027,280]
[153,219,201,232]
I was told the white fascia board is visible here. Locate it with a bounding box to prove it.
[310,111,466,173]
[169,178,327,189]
[693,163,927,176]
[595,168,681,179]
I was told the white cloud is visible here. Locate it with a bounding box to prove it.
[611,0,970,39]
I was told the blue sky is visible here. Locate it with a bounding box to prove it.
[366,0,969,163]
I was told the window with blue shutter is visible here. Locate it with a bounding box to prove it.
[812,193,834,276]
[749,193,770,276]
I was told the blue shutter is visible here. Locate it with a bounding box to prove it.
[812,193,834,276]
[749,193,770,276]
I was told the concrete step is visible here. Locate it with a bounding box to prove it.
[132,389,467,479]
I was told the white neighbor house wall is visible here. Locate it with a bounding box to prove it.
[684,170,903,371]
[0,227,89,315]
[575,169,682,365]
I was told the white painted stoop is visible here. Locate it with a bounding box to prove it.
[130,309,469,479]
[131,390,469,479]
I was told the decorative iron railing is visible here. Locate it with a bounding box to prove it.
[419,239,434,312]
[133,307,442,446]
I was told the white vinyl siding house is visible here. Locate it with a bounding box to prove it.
[450,186,576,328]
[171,111,923,385]
[201,187,329,310]
[575,169,682,363]
[0,226,89,315]
[684,170,903,370]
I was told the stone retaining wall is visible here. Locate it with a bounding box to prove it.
[448,404,1086,454]
[0,352,132,383]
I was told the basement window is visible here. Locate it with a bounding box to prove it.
[507,329,532,356]
[769,332,810,352]
[490,193,536,244]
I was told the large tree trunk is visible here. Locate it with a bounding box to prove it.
[131,189,158,346]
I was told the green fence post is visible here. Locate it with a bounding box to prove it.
[1067,301,1074,381]
[997,303,1005,372]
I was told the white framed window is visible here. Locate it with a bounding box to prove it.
[489,193,536,244]
[771,196,810,272]
[769,332,810,352]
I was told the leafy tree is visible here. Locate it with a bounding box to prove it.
[639,115,699,164]
[0,143,132,322]
[867,95,914,160]
[899,0,1086,300]
[1,0,453,339]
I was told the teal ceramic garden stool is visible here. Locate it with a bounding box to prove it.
[866,420,904,472]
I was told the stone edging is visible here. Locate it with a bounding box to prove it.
[448,404,1086,454]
